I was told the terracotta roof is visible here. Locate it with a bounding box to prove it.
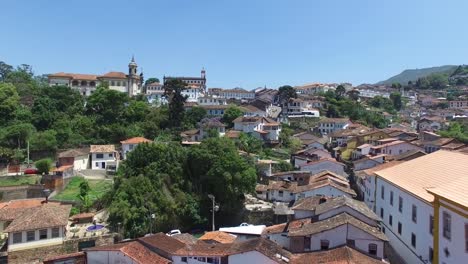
[48,72,98,81]
[43,252,86,262]
[288,213,387,241]
[4,204,71,233]
[319,118,350,123]
[172,233,200,245]
[90,144,116,153]
[147,82,161,86]
[58,148,90,158]
[199,231,237,244]
[291,246,386,264]
[138,233,186,256]
[314,196,380,222]
[299,158,346,168]
[120,137,153,144]
[52,165,74,172]
[291,196,329,211]
[391,150,426,161]
[0,198,57,221]
[355,161,404,179]
[264,218,313,235]
[181,129,200,136]
[427,176,468,208]
[375,150,468,203]
[225,130,241,138]
[86,241,171,264]
[101,71,127,79]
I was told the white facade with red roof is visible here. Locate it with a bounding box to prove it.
[120,137,153,160]
[48,57,142,96]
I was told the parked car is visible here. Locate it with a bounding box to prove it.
[23,168,38,175]
[166,229,181,236]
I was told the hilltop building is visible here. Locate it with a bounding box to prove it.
[48,57,143,96]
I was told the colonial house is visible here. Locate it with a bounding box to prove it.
[417,116,446,132]
[200,104,232,116]
[448,100,468,109]
[317,118,351,135]
[256,171,355,202]
[90,145,118,170]
[299,158,348,177]
[233,116,281,143]
[374,150,468,264]
[199,231,237,244]
[288,213,388,258]
[352,154,387,171]
[120,137,152,160]
[242,104,267,117]
[57,148,89,171]
[294,83,339,95]
[1,201,71,252]
[291,148,332,168]
[164,69,207,102]
[291,246,387,263]
[48,57,142,96]
[197,96,227,106]
[369,140,423,156]
[208,87,255,101]
[282,98,320,118]
[181,118,226,142]
[292,132,327,150]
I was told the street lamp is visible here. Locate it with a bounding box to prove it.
[208,194,219,231]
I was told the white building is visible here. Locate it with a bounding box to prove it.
[1,201,71,252]
[370,140,423,156]
[208,87,255,101]
[90,145,118,170]
[233,116,281,143]
[299,158,348,177]
[120,137,152,160]
[164,69,207,102]
[318,118,351,135]
[57,148,89,171]
[48,57,142,96]
[283,98,320,118]
[374,150,468,264]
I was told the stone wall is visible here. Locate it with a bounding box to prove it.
[0,184,44,202]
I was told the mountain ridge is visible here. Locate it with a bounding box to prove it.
[377,65,457,85]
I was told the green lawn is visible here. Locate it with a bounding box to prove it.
[53,177,112,202]
[0,175,40,187]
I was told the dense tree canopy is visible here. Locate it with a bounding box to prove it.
[107,138,256,237]
[277,85,297,105]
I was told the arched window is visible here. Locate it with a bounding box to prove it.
[89,81,96,87]
[368,243,377,255]
[72,80,79,86]
[111,81,115,86]
[81,81,87,86]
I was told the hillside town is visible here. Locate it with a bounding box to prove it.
[0,56,467,264]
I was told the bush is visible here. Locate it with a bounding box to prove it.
[35,158,52,175]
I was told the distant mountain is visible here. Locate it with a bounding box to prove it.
[377,65,457,85]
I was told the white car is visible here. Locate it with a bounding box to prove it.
[166,229,181,236]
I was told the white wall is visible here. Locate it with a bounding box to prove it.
[73,155,89,171]
[49,78,70,86]
[122,143,136,160]
[266,233,290,249]
[87,251,136,264]
[300,161,347,177]
[438,201,467,264]
[92,152,116,170]
[376,178,434,264]
[8,226,64,252]
[317,206,377,227]
[354,160,380,171]
[293,210,314,219]
[228,250,279,264]
[268,189,295,202]
[296,185,352,200]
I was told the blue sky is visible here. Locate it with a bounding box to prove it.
[1,0,468,88]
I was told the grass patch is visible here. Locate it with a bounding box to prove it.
[0,175,40,187]
[54,177,112,202]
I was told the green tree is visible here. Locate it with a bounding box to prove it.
[183,106,207,129]
[237,133,263,154]
[277,85,297,105]
[335,85,346,98]
[86,86,129,125]
[78,180,92,212]
[29,130,58,152]
[0,61,13,82]
[222,105,243,128]
[427,73,449,89]
[347,90,360,101]
[390,92,403,111]
[144,78,160,85]
[35,158,52,175]
[164,79,188,128]
[0,83,20,124]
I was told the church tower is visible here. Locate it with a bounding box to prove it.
[127,56,139,96]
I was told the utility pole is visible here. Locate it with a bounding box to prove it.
[208,194,219,231]
[27,140,30,167]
